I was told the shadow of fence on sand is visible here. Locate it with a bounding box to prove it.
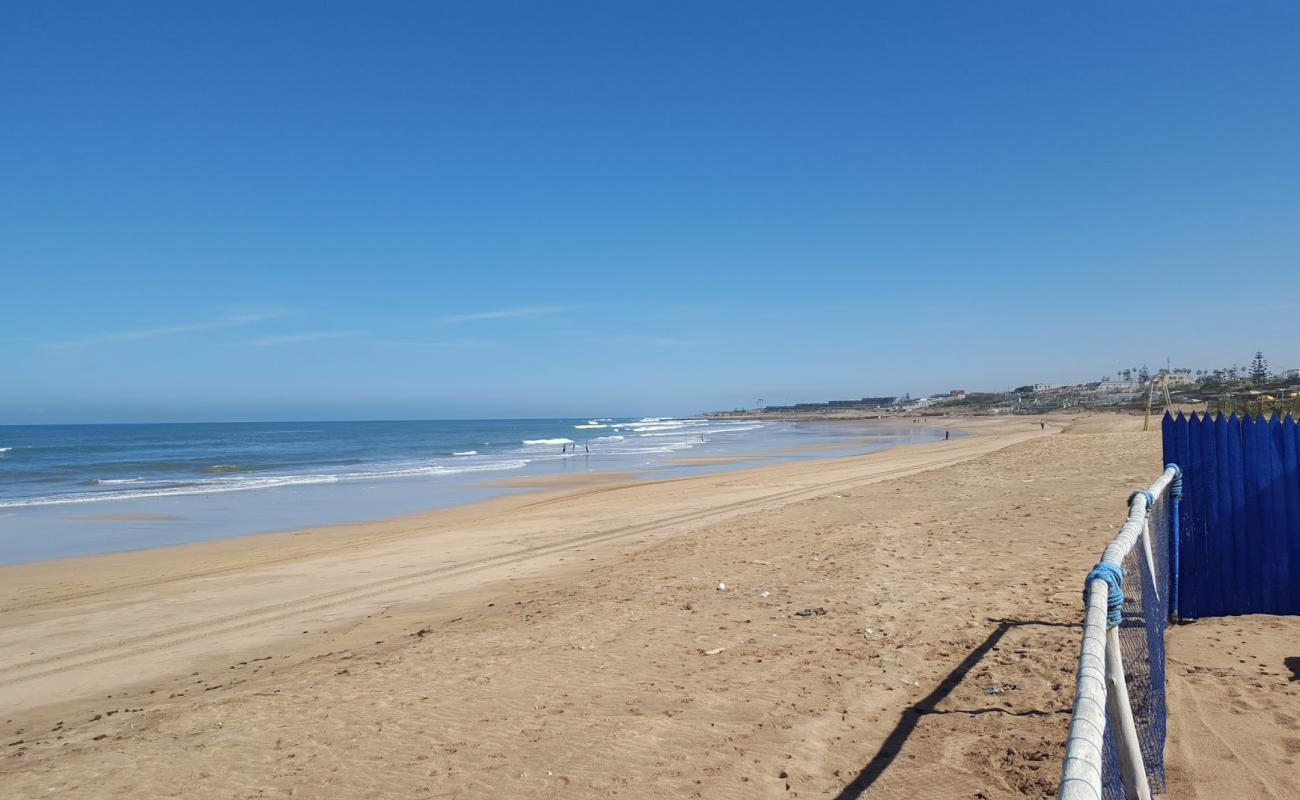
[832,618,1080,800]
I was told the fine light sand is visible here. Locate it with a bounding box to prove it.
[0,413,1292,798]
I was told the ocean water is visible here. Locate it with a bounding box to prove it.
[0,418,946,564]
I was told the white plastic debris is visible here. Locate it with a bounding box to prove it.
[716,582,726,591]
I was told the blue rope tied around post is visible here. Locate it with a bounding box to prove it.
[1128,489,1154,513]
[1166,463,1182,498]
[1085,562,1125,628]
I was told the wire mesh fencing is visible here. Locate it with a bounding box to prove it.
[1059,466,1178,800]
[1099,490,1170,799]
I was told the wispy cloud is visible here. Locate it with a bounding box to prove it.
[44,311,283,350]
[244,330,365,347]
[436,305,574,324]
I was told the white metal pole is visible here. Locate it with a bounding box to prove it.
[1140,518,1159,602]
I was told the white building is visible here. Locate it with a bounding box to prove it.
[1096,378,1143,392]
[1094,391,1142,406]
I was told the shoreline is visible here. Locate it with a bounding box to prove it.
[0,415,998,594]
[0,416,1041,720]
[0,417,947,566]
[0,415,971,575]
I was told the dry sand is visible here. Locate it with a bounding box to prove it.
[1,413,1293,798]
[1166,616,1300,798]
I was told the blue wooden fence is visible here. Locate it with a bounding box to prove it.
[1162,412,1300,618]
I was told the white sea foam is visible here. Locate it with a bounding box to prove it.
[713,424,765,433]
[0,416,785,514]
[624,418,710,433]
[639,424,766,437]
[620,442,693,454]
[0,459,532,509]
[420,460,529,475]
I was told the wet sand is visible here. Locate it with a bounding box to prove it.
[70,513,188,522]
[483,471,646,489]
[664,454,769,466]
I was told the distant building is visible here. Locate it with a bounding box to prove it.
[1033,383,1065,392]
[763,396,896,413]
[1286,369,1300,380]
[826,396,895,408]
[1094,391,1142,406]
[1094,378,1142,392]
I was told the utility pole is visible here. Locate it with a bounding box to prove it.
[1143,378,1156,432]
[1143,373,1173,431]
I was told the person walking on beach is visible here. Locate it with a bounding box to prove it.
[1040,420,1045,431]
[944,430,949,441]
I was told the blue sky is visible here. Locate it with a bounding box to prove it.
[3,2,1298,423]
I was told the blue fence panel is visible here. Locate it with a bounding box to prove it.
[1284,416,1300,612]
[1268,416,1292,612]
[1226,414,1248,614]
[1242,415,1269,613]
[1163,412,1300,618]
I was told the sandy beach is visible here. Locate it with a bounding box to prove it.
[2,414,1295,798]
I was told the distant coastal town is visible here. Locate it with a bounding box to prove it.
[711,352,1300,419]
